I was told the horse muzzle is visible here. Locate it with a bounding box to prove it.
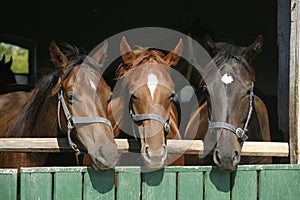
[213,146,241,171]
[89,143,119,171]
[141,144,167,169]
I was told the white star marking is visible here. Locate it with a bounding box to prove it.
[147,73,158,100]
[221,73,234,84]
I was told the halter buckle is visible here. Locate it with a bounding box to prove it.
[164,122,170,133]
[235,128,245,139]
[67,117,75,130]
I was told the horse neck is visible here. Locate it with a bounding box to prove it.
[31,94,58,137]
[9,91,59,138]
[248,100,271,142]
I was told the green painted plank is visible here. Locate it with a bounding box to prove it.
[204,168,231,200]
[15,165,300,200]
[117,171,141,200]
[231,170,257,200]
[21,166,88,173]
[54,171,82,200]
[162,165,213,172]
[178,171,203,200]
[83,168,115,200]
[20,172,52,200]
[0,169,17,200]
[259,169,300,200]
[142,169,176,200]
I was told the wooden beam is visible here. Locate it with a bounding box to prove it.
[0,138,289,157]
[278,0,290,136]
[290,0,300,164]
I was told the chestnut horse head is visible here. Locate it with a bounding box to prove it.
[0,41,118,170]
[111,37,183,169]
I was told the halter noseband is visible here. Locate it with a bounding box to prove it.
[208,82,254,142]
[57,88,113,152]
[129,101,171,136]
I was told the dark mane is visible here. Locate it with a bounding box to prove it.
[59,42,86,79]
[115,48,166,80]
[213,42,256,79]
[9,43,86,137]
[9,71,60,137]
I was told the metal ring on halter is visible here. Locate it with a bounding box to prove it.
[164,122,171,134]
[235,128,245,139]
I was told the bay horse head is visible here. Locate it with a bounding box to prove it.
[202,35,264,171]
[0,55,16,86]
[49,41,118,170]
[112,37,183,169]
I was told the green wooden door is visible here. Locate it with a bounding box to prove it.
[0,169,17,200]
[1,164,299,200]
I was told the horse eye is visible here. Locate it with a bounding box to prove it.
[169,93,175,100]
[131,94,137,100]
[67,93,74,103]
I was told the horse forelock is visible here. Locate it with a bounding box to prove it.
[116,49,168,80]
[213,42,256,81]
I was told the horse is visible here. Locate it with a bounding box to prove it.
[0,41,118,171]
[0,54,16,86]
[108,37,184,169]
[184,35,272,171]
[0,54,34,94]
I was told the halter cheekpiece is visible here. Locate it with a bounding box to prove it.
[57,87,113,152]
[208,82,255,142]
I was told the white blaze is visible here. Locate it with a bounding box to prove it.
[89,80,97,90]
[147,73,158,99]
[221,73,234,84]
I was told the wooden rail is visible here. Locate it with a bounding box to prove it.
[0,138,289,157]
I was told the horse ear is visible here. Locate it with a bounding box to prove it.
[164,39,184,66]
[202,34,217,56]
[49,41,70,71]
[0,55,5,65]
[242,35,264,62]
[120,37,135,65]
[91,40,108,67]
[5,57,13,68]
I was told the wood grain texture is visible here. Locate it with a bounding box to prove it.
[0,138,289,156]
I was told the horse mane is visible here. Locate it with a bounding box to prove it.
[9,43,86,137]
[115,48,167,80]
[213,42,256,80]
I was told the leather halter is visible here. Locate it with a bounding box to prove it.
[57,88,113,152]
[208,82,255,142]
[129,100,171,136]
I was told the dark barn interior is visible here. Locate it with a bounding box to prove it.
[1,1,288,161]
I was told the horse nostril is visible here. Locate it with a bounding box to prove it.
[213,150,221,167]
[232,150,241,165]
[145,145,151,160]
